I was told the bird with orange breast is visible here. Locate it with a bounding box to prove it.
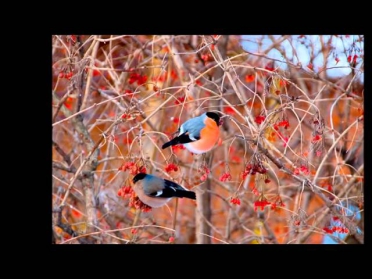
[162,112,221,154]
[132,173,196,208]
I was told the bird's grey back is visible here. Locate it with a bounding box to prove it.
[142,174,166,195]
[179,113,207,139]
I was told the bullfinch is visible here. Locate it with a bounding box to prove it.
[162,112,221,154]
[132,173,196,208]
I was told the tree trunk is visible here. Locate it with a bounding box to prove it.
[195,35,229,244]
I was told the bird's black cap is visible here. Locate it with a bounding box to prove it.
[133,172,147,183]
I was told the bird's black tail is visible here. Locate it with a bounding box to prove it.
[162,133,195,149]
[162,138,179,149]
[178,190,196,200]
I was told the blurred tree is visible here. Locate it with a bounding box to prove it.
[52,35,363,244]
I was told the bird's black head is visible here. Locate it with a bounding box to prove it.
[133,172,147,184]
[206,112,221,126]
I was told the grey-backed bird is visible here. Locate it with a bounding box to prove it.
[132,173,196,208]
